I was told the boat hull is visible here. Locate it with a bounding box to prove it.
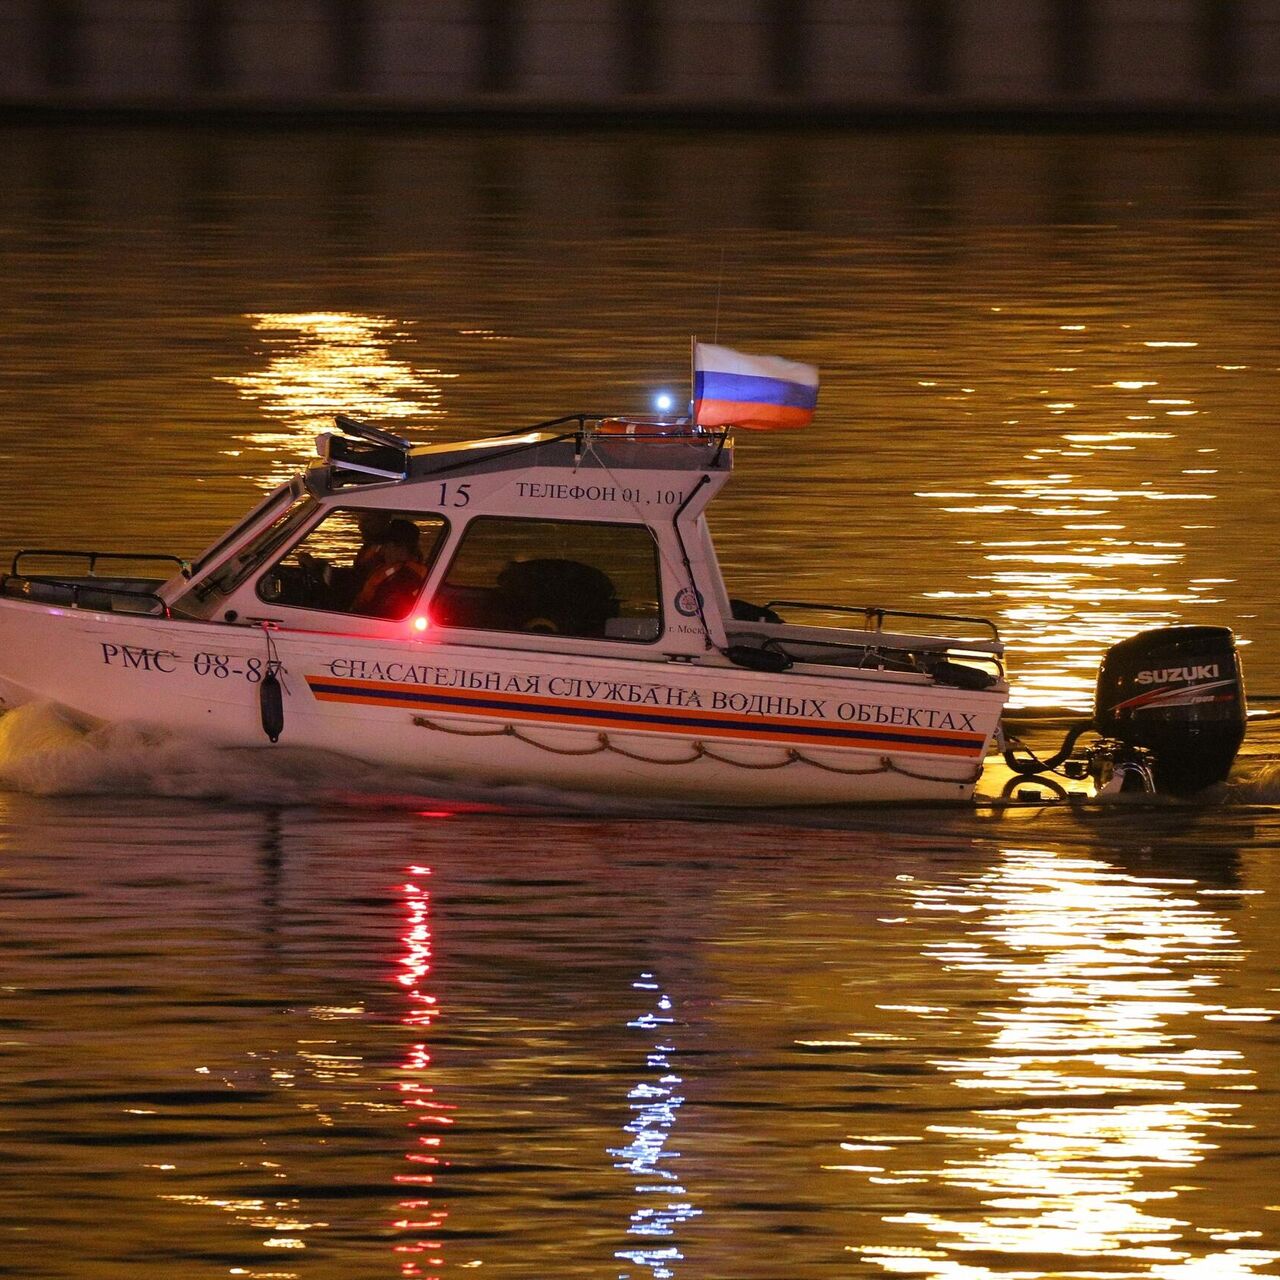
[0,599,1005,805]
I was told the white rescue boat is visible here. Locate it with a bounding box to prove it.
[0,412,1010,805]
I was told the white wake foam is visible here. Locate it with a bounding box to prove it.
[1221,760,1280,805]
[0,701,372,802]
[0,701,640,813]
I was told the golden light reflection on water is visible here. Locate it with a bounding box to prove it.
[849,847,1280,1278]
[222,312,453,488]
[917,348,1231,709]
[159,1188,318,1276]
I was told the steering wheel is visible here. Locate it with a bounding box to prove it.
[296,553,328,604]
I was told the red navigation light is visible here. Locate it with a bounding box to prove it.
[411,614,430,634]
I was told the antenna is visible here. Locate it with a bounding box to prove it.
[713,246,726,344]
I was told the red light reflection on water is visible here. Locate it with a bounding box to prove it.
[391,865,453,1279]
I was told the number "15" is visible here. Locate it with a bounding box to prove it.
[437,483,471,507]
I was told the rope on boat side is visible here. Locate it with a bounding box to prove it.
[699,745,795,770]
[408,714,980,784]
[881,757,983,785]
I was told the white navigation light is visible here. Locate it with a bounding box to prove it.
[653,392,674,414]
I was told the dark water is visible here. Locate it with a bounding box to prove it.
[2,124,1280,1278]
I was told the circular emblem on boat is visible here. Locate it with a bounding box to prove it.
[674,587,703,617]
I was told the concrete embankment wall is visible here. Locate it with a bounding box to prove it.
[2,1,1280,117]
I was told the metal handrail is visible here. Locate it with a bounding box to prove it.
[762,599,1002,643]
[3,572,171,616]
[493,414,720,445]
[11,547,189,577]
[746,630,1006,681]
[418,419,728,482]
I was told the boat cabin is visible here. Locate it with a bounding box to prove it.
[169,416,739,662]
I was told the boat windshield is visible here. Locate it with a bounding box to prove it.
[188,494,319,602]
[185,478,301,579]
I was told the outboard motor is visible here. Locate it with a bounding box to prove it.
[1094,625,1247,795]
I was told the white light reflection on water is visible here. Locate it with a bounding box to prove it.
[851,847,1280,1278]
[917,346,1228,710]
[221,312,452,487]
[610,973,700,1280]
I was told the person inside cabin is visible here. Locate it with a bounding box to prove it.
[333,509,397,607]
[298,509,396,609]
[352,509,396,568]
[351,518,428,618]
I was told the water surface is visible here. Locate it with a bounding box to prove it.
[2,124,1279,1278]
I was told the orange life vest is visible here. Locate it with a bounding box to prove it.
[353,558,428,617]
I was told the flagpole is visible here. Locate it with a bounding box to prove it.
[689,334,696,424]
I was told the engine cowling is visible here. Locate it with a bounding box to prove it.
[1094,625,1247,794]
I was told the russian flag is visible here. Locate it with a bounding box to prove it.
[692,341,819,430]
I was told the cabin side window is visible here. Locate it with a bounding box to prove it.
[432,517,662,642]
[257,508,448,620]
